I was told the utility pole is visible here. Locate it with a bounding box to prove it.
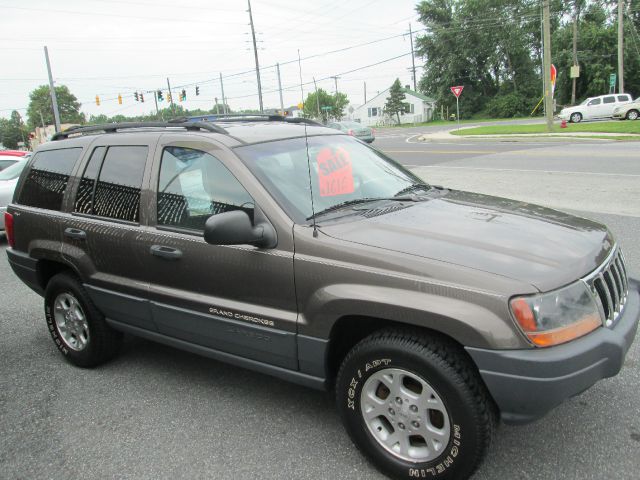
[313,77,321,120]
[219,72,227,114]
[38,110,45,129]
[618,0,625,93]
[153,90,159,117]
[364,81,367,104]
[43,46,61,132]
[542,0,553,131]
[276,63,284,113]
[166,78,176,116]
[409,24,417,91]
[571,4,580,105]
[331,76,340,95]
[247,0,263,112]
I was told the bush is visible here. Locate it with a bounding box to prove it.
[483,93,532,118]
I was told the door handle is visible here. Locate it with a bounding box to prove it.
[64,227,87,240]
[150,245,183,260]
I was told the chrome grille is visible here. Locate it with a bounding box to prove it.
[583,248,629,327]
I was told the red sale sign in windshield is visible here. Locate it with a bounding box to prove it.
[317,146,354,197]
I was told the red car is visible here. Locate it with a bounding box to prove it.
[0,150,31,171]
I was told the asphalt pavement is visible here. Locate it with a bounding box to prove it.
[1,125,639,480]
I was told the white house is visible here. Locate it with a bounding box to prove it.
[348,87,436,127]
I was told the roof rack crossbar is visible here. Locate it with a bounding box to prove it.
[185,113,323,127]
[51,121,228,141]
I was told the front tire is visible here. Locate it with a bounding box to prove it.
[570,112,582,123]
[44,273,122,367]
[336,330,495,480]
[627,110,639,121]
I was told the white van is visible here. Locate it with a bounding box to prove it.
[558,93,633,123]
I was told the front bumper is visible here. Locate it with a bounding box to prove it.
[466,278,640,424]
[557,112,571,120]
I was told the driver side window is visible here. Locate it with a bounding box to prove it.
[157,147,253,233]
[588,98,601,106]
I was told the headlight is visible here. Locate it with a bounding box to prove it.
[510,281,602,347]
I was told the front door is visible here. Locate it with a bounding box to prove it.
[139,137,298,369]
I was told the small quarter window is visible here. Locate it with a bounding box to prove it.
[157,147,253,232]
[18,147,82,211]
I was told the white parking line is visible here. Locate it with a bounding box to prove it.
[415,165,640,177]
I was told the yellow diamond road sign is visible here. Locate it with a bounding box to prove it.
[297,102,304,110]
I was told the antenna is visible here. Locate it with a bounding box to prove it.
[298,49,318,238]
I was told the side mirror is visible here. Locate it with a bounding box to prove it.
[204,210,276,248]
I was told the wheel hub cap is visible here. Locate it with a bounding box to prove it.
[53,293,89,351]
[360,368,451,463]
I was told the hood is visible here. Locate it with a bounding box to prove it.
[0,179,19,207]
[320,190,613,292]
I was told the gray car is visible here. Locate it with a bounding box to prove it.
[0,158,29,231]
[327,120,375,142]
[5,118,639,480]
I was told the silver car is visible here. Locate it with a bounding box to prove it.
[0,158,29,232]
[327,121,375,143]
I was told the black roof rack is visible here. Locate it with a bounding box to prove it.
[184,113,324,127]
[51,120,228,141]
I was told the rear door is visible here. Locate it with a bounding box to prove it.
[61,137,156,331]
[137,135,299,369]
[601,95,617,117]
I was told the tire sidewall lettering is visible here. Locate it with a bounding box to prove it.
[343,354,467,479]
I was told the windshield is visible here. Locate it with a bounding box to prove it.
[580,99,590,105]
[235,135,424,223]
[0,160,27,181]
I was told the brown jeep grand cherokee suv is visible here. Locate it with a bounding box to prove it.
[6,118,639,480]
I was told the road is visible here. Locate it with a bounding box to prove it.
[1,127,639,480]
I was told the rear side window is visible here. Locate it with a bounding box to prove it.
[74,146,148,222]
[18,148,82,211]
[617,95,630,102]
[603,96,616,104]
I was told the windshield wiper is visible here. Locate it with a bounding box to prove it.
[307,198,383,220]
[394,183,431,197]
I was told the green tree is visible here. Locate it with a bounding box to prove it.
[384,79,408,124]
[26,85,85,129]
[302,89,349,122]
[0,111,28,149]
[415,0,564,117]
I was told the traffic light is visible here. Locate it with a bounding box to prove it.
[195,86,200,96]
[167,92,172,102]
[181,89,186,101]
[134,92,139,102]
[140,93,144,103]
[157,90,163,101]
[118,94,123,105]
[95,95,100,106]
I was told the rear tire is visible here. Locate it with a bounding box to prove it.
[570,112,582,123]
[627,110,639,121]
[44,273,122,367]
[336,329,495,480]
